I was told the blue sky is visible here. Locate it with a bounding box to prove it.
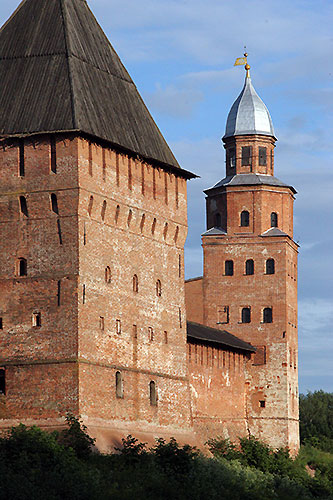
[1,0,332,394]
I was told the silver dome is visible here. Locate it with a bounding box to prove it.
[224,75,275,139]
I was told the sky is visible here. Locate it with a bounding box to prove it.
[1,0,332,394]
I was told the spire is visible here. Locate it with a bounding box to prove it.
[0,0,183,171]
[224,65,275,139]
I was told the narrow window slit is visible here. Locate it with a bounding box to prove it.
[57,219,63,245]
[19,140,25,177]
[50,137,57,173]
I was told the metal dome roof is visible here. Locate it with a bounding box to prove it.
[224,75,275,139]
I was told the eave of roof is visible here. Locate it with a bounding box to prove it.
[204,174,296,194]
[187,321,256,353]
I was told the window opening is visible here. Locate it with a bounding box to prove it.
[57,219,63,245]
[149,381,157,406]
[271,212,278,227]
[259,400,266,408]
[127,209,132,227]
[163,222,168,240]
[263,307,273,323]
[133,274,138,293]
[225,260,234,276]
[178,254,182,278]
[179,307,182,328]
[116,153,120,187]
[116,371,123,398]
[0,369,5,395]
[156,280,162,297]
[100,317,104,331]
[19,196,28,217]
[259,147,267,166]
[32,312,41,327]
[174,226,179,243]
[241,307,251,323]
[19,140,25,177]
[105,266,111,284]
[115,205,120,224]
[88,196,94,216]
[101,200,107,221]
[0,318,2,329]
[116,319,121,335]
[241,146,252,166]
[240,210,249,227]
[151,218,157,235]
[228,148,236,169]
[51,193,59,214]
[88,143,93,176]
[102,148,106,181]
[83,284,86,304]
[140,214,145,233]
[18,258,27,277]
[164,331,168,344]
[245,259,254,275]
[148,327,154,342]
[51,137,57,173]
[266,258,275,275]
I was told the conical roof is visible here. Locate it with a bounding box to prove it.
[224,75,275,139]
[0,0,186,172]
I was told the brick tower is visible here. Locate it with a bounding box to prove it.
[187,63,299,452]
[0,0,196,448]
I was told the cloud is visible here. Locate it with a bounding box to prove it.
[144,84,203,118]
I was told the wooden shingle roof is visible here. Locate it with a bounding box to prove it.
[0,0,194,175]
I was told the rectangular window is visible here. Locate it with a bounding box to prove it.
[100,317,105,331]
[19,140,25,177]
[259,147,267,166]
[88,143,93,176]
[0,369,5,395]
[51,137,57,173]
[83,284,86,304]
[241,146,252,166]
[179,307,182,328]
[148,327,154,342]
[32,312,41,327]
[102,148,106,182]
[164,331,168,344]
[228,148,236,169]
[253,346,266,365]
[116,319,121,335]
[0,318,2,329]
[259,400,266,408]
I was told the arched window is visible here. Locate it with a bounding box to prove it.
[225,260,234,276]
[133,274,138,293]
[88,195,93,216]
[51,193,59,214]
[242,307,251,323]
[116,371,123,398]
[101,200,107,221]
[151,218,157,235]
[140,214,145,233]
[105,266,111,284]
[32,312,41,327]
[245,259,254,275]
[19,196,28,217]
[266,258,275,275]
[215,213,221,227]
[156,279,162,297]
[240,211,249,227]
[263,308,273,323]
[127,209,132,227]
[271,212,278,227]
[163,222,168,240]
[149,381,157,406]
[18,258,27,277]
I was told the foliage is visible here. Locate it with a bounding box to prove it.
[300,391,333,453]
[0,415,333,500]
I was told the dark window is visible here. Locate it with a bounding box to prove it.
[116,319,121,335]
[179,307,182,328]
[266,258,275,275]
[163,223,168,240]
[148,327,154,342]
[19,196,28,217]
[18,258,27,276]
[100,317,104,330]
[32,312,41,327]
[50,137,57,173]
[242,146,252,166]
[259,400,266,408]
[156,280,162,297]
[164,331,168,344]
[242,307,251,323]
[88,196,93,216]
[228,148,236,169]
[116,371,123,399]
[57,219,63,245]
[259,147,267,166]
[51,193,58,214]
[0,369,5,395]
[140,214,145,233]
[240,211,249,227]
[105,266,111,284]
[271,212,278,227]
[174,226,179,243]
[133,274,138,293]
[152,218,157,235]
[19,140,25,177]
[83,284,86,304]
[101,201,107,221]
[215,213,221,227]
[0,318,2,329]
[115,205,120,223]
[150,381,157,406]
[263,308,273,323]
[225,260,234,276]
[245,259,254,275]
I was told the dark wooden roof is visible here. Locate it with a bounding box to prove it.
[187,321,256,353]
[0,0,195,176]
